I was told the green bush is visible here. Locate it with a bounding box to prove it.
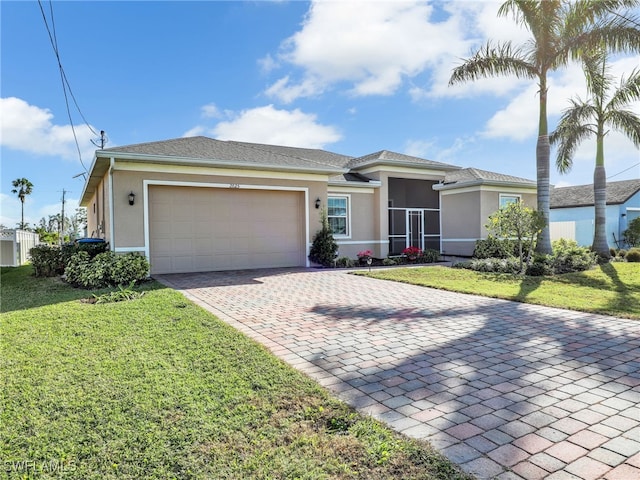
[526,255,554,276]
[111,253,150,284]
[64,251,149,289]
[626,248,640,262]
[29,245,64,277]
[61,241,109,265]
[419,249,440,263]
[473,236,514,259]
[622,217,640,247]
[466,258,521,274]
[335,256,355,268]
[308,209,338,267]
[551,239,597,274]
[382,258,398,266]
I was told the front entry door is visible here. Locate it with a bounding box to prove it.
[406,209,424,250]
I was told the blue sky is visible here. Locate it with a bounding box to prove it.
[2,0,639,230]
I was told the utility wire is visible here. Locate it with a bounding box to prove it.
[607,162,640,180]
[38,0,98,173]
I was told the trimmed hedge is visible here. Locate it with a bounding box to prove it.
[64,251,150,289]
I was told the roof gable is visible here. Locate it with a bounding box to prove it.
[433,167,536,191]
[346,150,459,171]
[550,179,640,208]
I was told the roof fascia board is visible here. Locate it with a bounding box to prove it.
[328,179,382,188]
[434,180,536,192]
[436,183,537,195]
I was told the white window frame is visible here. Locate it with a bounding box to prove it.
[327,194,351,238]
[499,194,521,209]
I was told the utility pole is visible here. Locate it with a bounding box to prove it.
[60,189,66,245]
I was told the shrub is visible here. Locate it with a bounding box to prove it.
[61,240,109,265]
[626,248,640,262]
[335,256,355,268]
[465,257,521,274]
[64,251,149,289]
[622,217,640,247]
[309,209,338,267]
[111,253,150,285]
[526,254,553,276]
[473,236,514,259]
[419,249,440,263]
[29,245,64,277]
[551,239,597,274]
[382,258,398,266]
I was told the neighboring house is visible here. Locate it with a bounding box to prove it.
[79,136,537,274]
[550,179,640,248]
[0,229,40,267]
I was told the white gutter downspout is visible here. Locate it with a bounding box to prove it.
[108,157,115,250]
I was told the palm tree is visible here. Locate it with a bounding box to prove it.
[11,178,34,230]
[551,48,640,259]
[449,0,640,254]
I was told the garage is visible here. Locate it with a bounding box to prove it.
[148,185,306,274]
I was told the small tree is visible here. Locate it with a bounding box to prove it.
[623,217,640,247]
[308,208,338,267]
[486,202,544,274]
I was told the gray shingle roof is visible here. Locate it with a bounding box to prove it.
[345,150,458,171]
[550,179,640,208]
[439,167,536,187]
[100,136,347,172]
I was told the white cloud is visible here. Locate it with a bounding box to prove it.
[201,103,223,119]
[266,0,476,103]
[404,136,472,164]
[0,97,97,163]
[184,104,341,149]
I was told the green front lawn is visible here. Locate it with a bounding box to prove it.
[0,266,470,480]
[359,262,640,319]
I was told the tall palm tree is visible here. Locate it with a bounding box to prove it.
[449,0,640,254]
[551,48,640,259]
[11,178,34,230]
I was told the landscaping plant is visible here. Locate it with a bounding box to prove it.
[308,208,338,267]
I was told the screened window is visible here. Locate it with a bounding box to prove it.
[500,194,521,209]
[328,196,349,236]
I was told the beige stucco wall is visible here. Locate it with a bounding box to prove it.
[440,187,538,256]
[85,176,110,241]
[328,188,378,258]
[110,165,328,250]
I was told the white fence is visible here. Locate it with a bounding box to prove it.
[0,230,41,266]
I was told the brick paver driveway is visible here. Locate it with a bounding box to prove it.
[156,267,640,480]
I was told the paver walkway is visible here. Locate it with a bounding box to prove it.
[156,267,640,480]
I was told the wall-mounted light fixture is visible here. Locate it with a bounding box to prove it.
[315,198,321,209]
[128,192,136,206]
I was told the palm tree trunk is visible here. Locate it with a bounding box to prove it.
[20,198,25,230]
[591,134,610,258]
[535,76,552,255]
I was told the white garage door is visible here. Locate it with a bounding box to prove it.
[149,185,306,274]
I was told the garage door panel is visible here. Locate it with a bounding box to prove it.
[149,186,305,274]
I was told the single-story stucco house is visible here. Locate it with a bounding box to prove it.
[79,136,537,274]
[550,179,640,249]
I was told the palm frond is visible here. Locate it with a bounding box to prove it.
[551,121,594,174]
[608,68,640,110]
[607,110,640,147]
[449,42,536,86]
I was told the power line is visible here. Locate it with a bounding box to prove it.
[37,0,102,173]
[607,162,640,180]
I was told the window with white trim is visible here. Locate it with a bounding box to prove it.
[499,194,521,209]
[327,196,349,236]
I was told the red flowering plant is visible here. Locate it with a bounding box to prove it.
[357,249,373,259]
[402,246,422,260]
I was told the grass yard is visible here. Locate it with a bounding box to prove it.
[359,262,640,319]
[0,266,471,480]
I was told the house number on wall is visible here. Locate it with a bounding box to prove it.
[229,183,240,189]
